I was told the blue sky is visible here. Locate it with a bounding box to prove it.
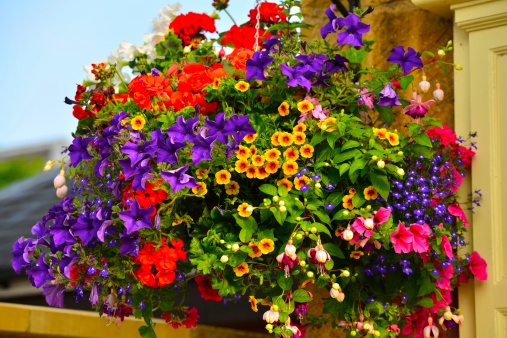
[0,0,265,151]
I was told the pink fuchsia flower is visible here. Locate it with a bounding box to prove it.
[263,307,280,324]
[351,207,392,238]
[447,202,469,227]
[423,317,440,337]
[468,251,488,280]
[276,239,300,277]
[438,306,463,331]
[390,223,414,254]
[355,87,376,109]
[307,240,330,275]
[433,83,444,101]
[284,317,302,337]
[403,91,435,119]
[409,223,431,253]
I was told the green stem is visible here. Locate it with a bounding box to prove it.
[223,9,237,26]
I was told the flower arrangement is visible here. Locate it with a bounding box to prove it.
[12,1,487,337]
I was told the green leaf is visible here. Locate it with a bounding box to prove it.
[293,289,314,303]
[352,192,366,208]
[417,276,437,297]
[233,214,258,231]
[271,208,286,225]
[316,274,330,288]
[191,254,217,274]
[326,192,344,207]
[409,144,434,159]
[369,170,390,199]
[341,140,361,151]
[309,222,332,237]
[278,184,288,197]
[312,210,331,225]
[413,133,433,147]
[342,48,368,64]
[323,243,345,259]
[399,75,414,91]
[327,132,341,149]
[310,132,326,146]
[375,105,394,126]
[333,149,361,164]
[259,184,278,196]
[339,163,350,176]
[239,228,254,242]
[277,271,294,290]
[138,325,157,338]
[228,251,248,267]
[416,298,435,308]
[349,158,367,177]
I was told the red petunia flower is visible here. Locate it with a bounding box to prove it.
[195,274,222,302]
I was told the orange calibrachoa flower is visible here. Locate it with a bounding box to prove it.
[236,145,250,159]
[271,132,282,146]
[248,242,262,258]
[293,131,306,145]
[258,238,275,254]
[278,132,294,147]
[283,147,299,161]
[244,133,257,143]
[342,194,355,210]
[294,176,311,190]
[235,81,250,92]
[235,159,249,173]
[297,99,314,113]
[265,148,281,161]
[350,251,364,259]
[255,166,269,179]
[131,116,146,130]
[265,161,280,174]
[293,123,307,133]
[282,161,298,176]
[277,178,293,191]
[249,145,258,156]
[249,296,259,312]
[318,117,336,132]
[225,181,240,195]
[195,168,209,180]
[363,186,378,200]
[238,203,253,217]
[251,154,265,167]
[300,144,314,158]
[212,77,220,89]
[192,182,208,196]
[246,165,258,179]
[386,131,400,146]
[234,262,249,277]
[278,102,290,116]
[373,127,387,139]
[215,170,231,185]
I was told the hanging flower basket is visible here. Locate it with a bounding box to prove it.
[12,1,487,337]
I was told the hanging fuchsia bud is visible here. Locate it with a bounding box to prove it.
[56,185,68,198]
[263,307,280,324]
[342,226,354,241]
[54,170,66,188]
[308,240,330,275]
[433,83,444,101]
[285,239,297,257]
[419,75,430,93]
[330,288,345,302]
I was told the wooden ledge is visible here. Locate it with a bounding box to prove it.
[410,0,470,17]
[0,303,269,338]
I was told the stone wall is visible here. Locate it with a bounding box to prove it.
[300,1,457,337]
[301,0,455,131]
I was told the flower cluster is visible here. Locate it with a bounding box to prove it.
[12,1,486,338]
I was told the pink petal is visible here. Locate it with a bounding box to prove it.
[448,202,469,227]
[469,251,488,280]
[441,235,453,259]
[409,224,430,253]
[390,223,414,254]
[374,207,391,225]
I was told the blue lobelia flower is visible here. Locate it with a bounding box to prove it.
[377,83,402,107]
[387,46,424,75]
[161,164,199,192]
[118,199,154,235]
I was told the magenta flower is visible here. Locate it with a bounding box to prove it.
[468,251,488,280]
[408,223,430,253]
[402,92,434,119]
[390,223,413,254]
[448,201,470,227]
[441,234,453,259]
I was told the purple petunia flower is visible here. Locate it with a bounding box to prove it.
[246,50,274,82]
[324,54,349,73]
[42,283,66,308]
[191,129,217,165]
[120,141,152,166]
[161,164,199,192]
[387,46,423,75]
[337,13,370,47]
[205,112,228,144]
[320,5,344,39]
[167,115,199,143]
[263,36,283,54]
[377,83,402,107]
[68,136,94,167]
[223,115,256,143]
[118,199,153,234]
[280,63,313,92]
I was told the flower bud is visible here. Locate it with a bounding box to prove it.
[295,216,302,221]
[300,260,306,267]
[310,227,317,234]
[220,239,225,244]
[278,200,285,206]
[341,227,354,241]
[343,211,349,216]
[296,233,303,240]
[183,46,191,54]
[315,182,321,189]
[265,324,273,332]
[419,75,430,93]
[307,271,314,278]
[397,151,404,156]
[56,185,68,198]
[455,64,463,71]
[377,160,385,169]
[332,283,340,290]
[433,83,444,101]
[279,205,287,212]
[43,160,55,171]
[397,168,405,176]
[273,196,279,202]
[350,331,357,337]
[364,218,374,230]
[246,206,254,213]
[341,270,350,277]
[232,243,240,252]
[226,244,232,249]
[438,49,446,56]
[53,170,66,188]
[371,155,378,161]
[220,255,229,263]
